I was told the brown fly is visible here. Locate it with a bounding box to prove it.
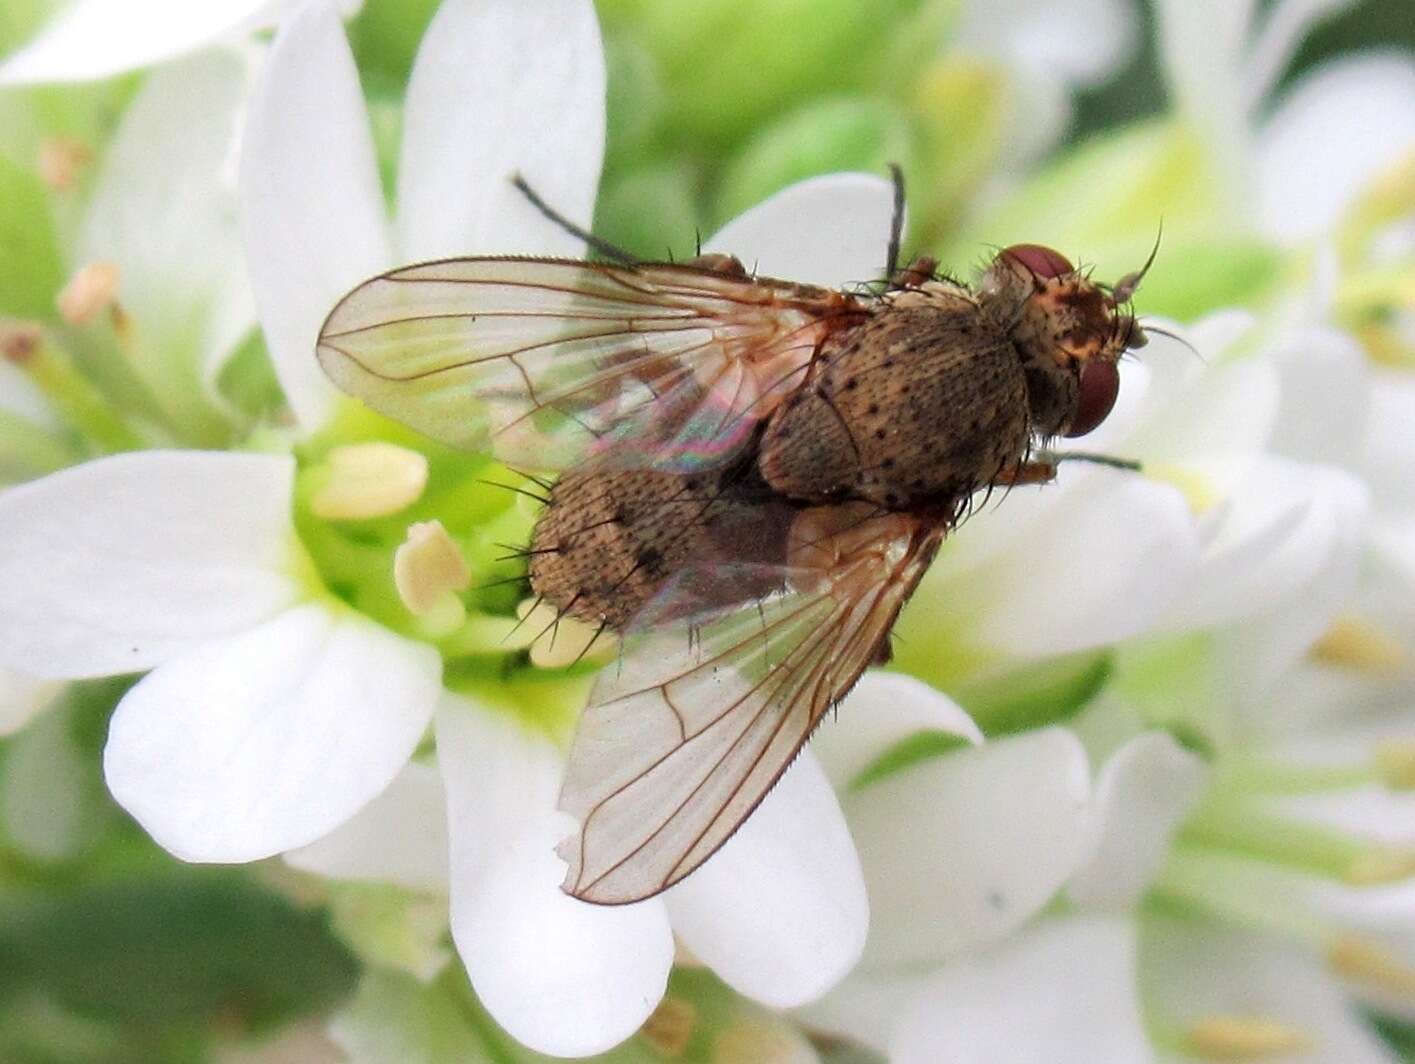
[316,169,1153,904]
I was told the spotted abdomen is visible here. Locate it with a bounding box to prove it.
[529,467,793,630]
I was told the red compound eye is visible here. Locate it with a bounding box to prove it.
[1001,244,1073,279]
[1066,360,1120,437]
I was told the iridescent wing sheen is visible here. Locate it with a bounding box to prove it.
[317,257,867,473]
[555,505,946,904]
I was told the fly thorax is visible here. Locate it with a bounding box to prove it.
[759,295,1030,509]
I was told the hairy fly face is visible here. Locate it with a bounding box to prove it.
[982,243,1148,439]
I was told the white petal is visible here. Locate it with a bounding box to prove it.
[956,469,1200,657]
[0,356,58,430]
[794,970,919,1054]
[1363,369,1415,517]
[1142,916,1401,1064]
[1158,455,1344,631]
[847,727,1092,967]
[664,750,867,1008]
[1216,465,1368,698]
[0,0,276,85]
[436,696,672,1057]
[239,1,390,431]
[104,604,440,862]
[706,173,897,288]
[958,0,1139,87]
[397,0,605,260]
[285,760,449,892]
[1119,345,1280,465]
[891,916,1154,1064]
[1153,0,1254,189]
[0,452,299,678]
[810,672,982,791]
[80,50,255,397]
[1268,326,1369,469]
[0,666,62,736]
[1068,732,1208,909]
[1257,54,1415,244]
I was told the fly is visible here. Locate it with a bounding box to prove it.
[316,168,1154,904]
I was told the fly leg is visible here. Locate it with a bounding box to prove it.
[996,452,1143,487]
[511,173,640,265]
[993,460,1059,486]
[1036,450,1143,473]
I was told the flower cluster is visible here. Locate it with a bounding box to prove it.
[0,0,1411,1062]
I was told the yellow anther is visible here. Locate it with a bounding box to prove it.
[1328,935,1415,1000]
[639,995,696,1058]
[1311,616,1406,672]
[1375,739,1415,791]
[38,137,92,191]
[1344,846,1415,886]
[56,261,119,325]
[309,442,428,520]
[0,321,41,364]
[514,598,616,670]
[1184,1014,1314,1060]
[393,520,470,620]
[712,1017,817,1064]
[1146,463,1220,514]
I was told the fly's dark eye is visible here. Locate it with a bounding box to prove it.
[1066,360,1119,437]
[1001,244,1073,279]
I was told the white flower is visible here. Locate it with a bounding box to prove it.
[955,0,1139,171]
[0,0,902,1054]
[1156,0,1415,247]
[0,0,358,85]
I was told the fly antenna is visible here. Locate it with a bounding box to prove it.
[511,173,640,265]
[1142,323,1205,362]
[1113,220,1163,304]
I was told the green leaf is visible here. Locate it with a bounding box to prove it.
[347,0,442,90]
[713,96,917,227]
[0,152,64,318]
[850,730,972,790]
[606,0,936,146]
[955,650,1112,737]
[594,162,702,261]
[0,871,359,1032]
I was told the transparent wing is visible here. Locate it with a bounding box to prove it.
[317,257,867,472]
[556,505,946,903]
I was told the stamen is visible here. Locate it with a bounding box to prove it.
[1343,847,1415,886]
[1310,616,1406,672]
[1145,463,1219,514]
[309,442,429,520]
[1375,739,1415,791]
[0,321,41,364]
[1327,935,1415,1000]
[714,1018,815,1064]
[1184,1015,1313,1060]
[56,261,120,325]
[514,598,616,669]
[37,137,92,192]
[393,520,470,625]
[638,995,696,1058]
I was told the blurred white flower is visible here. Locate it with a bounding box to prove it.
[956,0,1139,170]
[0,0,359,85]
[1156,0,1415,246]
